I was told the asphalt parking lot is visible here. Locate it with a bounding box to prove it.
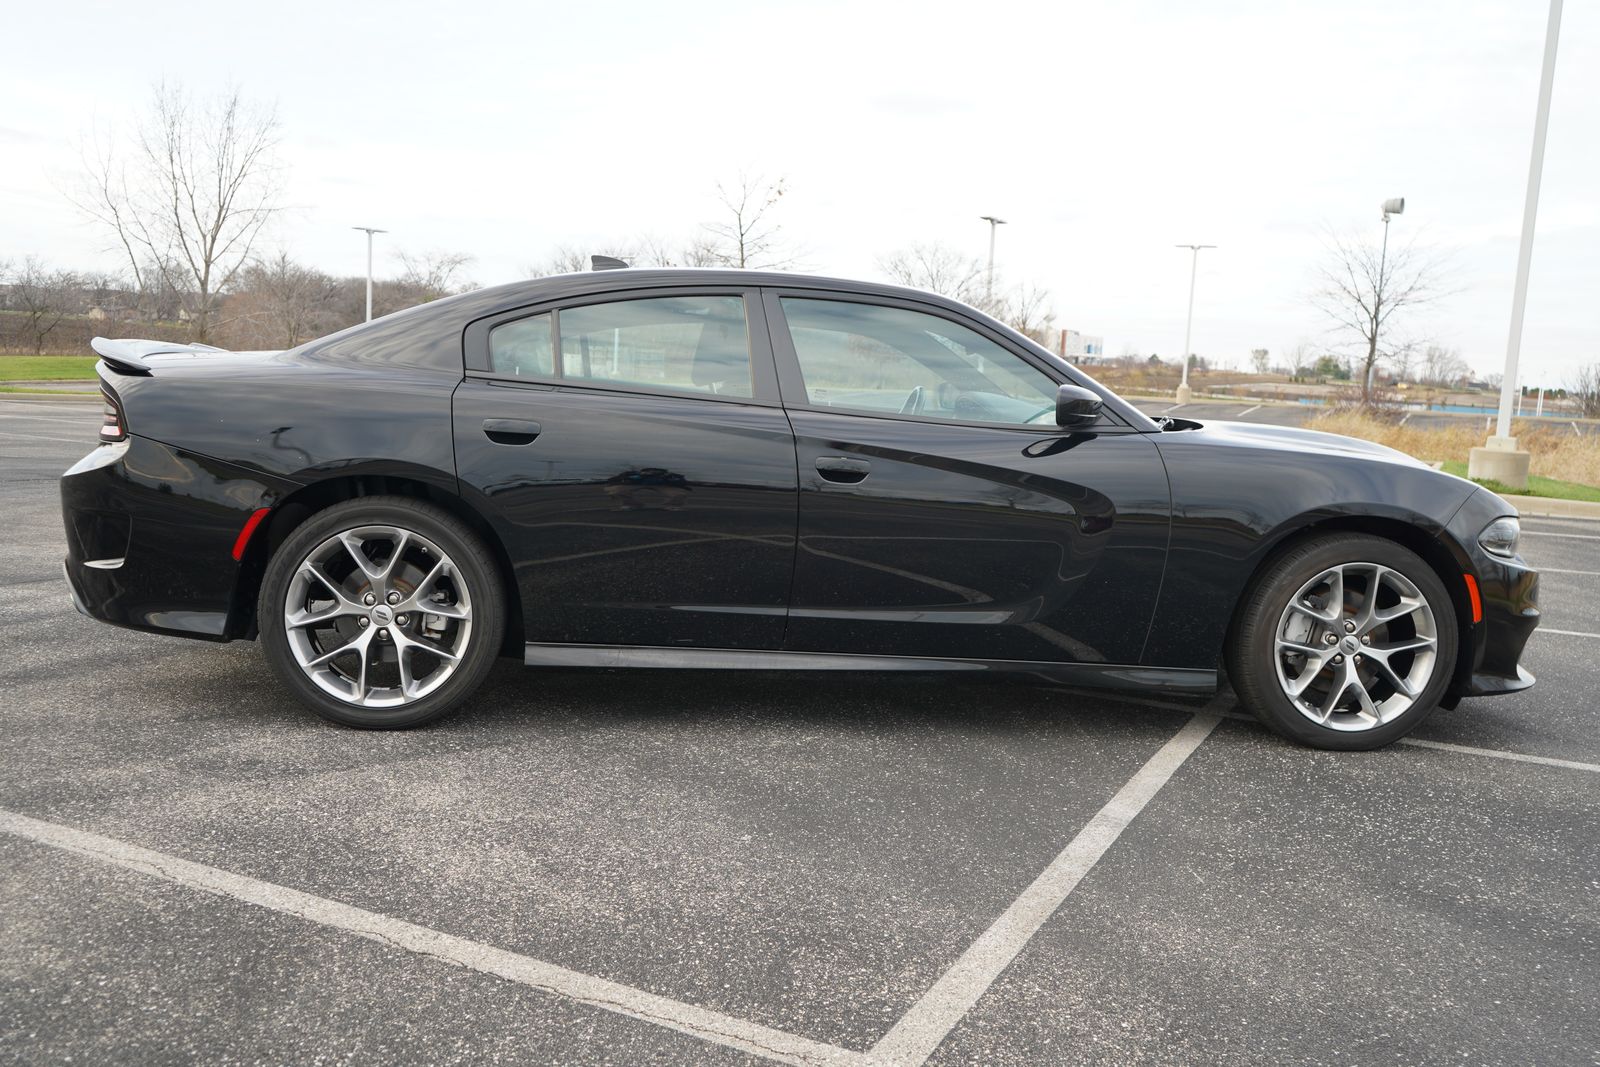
[3,395,1597,1066]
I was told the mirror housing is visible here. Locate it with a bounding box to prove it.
[1055,384,1103,429]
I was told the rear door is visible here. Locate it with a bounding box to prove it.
[453,287,798,650]
[765,291,1171,666]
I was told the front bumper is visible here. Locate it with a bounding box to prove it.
[61,437,290,642]
[1443,489,1540,700]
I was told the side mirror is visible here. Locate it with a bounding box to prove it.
[1055,384,1103,429]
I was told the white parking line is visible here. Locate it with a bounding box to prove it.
[1536,628,1600,639]
[1522,531,1600,540]
[1536,568,1600,576]
[0,411,95,425]
[1398,738,1600,774]
[0,810,875,1067]
[1237,404,1262,417]
[0,428,88,445]
[869,709,1223,1066]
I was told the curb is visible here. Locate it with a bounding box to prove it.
[1502,494,1600,521]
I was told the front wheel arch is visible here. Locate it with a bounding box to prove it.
[1221,516,1476,706]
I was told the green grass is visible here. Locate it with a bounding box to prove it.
[0,355,98,381]
[1442,460,1600,503]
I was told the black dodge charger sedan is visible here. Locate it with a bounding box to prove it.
[61,268,1538,749]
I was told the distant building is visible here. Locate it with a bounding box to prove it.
[1056,328,1105,363]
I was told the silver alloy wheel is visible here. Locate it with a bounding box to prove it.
[283,524,473,708]
[1273,561,1438,732]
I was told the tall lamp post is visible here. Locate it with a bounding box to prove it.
[979,215,1006,303]
[352,226,387,322]
[1469,0,1563,491]
[1174,244,1215,404]
[1370,198,1406,393]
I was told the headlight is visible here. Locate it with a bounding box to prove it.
[1478,516,1521,559]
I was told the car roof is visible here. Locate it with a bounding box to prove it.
[459,268,975,313]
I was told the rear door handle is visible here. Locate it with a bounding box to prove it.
[482,418,542,445]
[815,456,870,484]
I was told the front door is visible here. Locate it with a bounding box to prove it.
[453,288,797,650]
[766,292,1170,666]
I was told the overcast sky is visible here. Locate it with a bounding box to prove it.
[3,0,1595,384]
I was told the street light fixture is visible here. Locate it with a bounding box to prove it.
[979,215,1007,302]
[1174,244,1215,403]
[1469,0,1563,491]
[352,226,388,322]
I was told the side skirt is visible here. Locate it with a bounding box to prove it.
[522,643,1218,695]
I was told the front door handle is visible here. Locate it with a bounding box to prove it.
[815,456,870,484]
[483,418,542,445]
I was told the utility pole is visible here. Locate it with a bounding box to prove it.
[979,216,1006,304]
[1469,0,1562,491]
[352,226,387,322]
[1174,244,1215,404]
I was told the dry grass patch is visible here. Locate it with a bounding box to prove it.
[1309,410,1600,488]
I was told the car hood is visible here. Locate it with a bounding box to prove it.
[1165,419,1430,469]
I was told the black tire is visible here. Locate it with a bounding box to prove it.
[1227,533,1458,751]
[258,496,505,729]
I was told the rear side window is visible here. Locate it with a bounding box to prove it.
[558,296,752,398]
[488,313,554,377]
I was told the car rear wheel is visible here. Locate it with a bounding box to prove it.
[1228,533,1458,750]
[259,496,505,729]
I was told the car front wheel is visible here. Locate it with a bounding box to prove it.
[1228,533,1458,750]
[259,496,505,729]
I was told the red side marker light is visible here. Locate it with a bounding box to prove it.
[231,507,272,561]
[1463,573,1483,624]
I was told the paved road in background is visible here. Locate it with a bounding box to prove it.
[3,397,1596,1066]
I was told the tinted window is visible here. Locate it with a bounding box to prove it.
[488,312,554,377]
[780,298,1057,425]
[559,296,752,398]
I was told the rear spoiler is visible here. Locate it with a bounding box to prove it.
[90,336,228,377]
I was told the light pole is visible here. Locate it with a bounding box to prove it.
[1174,244,1215,403]
[1469,0,1562,491]
[352,226,387,322]
[1370,198,1405,393]
[979,215,1006,302]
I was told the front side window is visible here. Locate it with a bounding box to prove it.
[780,298,1057,425]
[560,295,752,397]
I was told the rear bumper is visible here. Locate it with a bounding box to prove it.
[60,437,290,642]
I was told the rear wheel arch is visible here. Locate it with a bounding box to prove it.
[1222,515,1476,703]
[234,474,523,655]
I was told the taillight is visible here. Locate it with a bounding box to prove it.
[99,386,126,443]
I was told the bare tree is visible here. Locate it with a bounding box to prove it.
[1419,344,1469,388]
[703,174,794,269]
[1311,228,1449,404]
[1567,362,1600,418]
[995,282,1056,343]
[74,83,282,342]
[878,243,984,302]
[393,250,476,304]
[7,256,80,354]
[1282,341,1315,381]
[225,253,341,348]
[1250,348,1271,375]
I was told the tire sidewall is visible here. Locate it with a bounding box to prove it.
[258,498,504,729]
[1234,535,1459,751]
